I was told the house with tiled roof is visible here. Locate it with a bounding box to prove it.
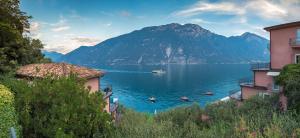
[16,63,116,114]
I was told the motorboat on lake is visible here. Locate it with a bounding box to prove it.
[149,97,156,102]
[203,91,214,96]
[180,96,189,102]
[152,69,166,74]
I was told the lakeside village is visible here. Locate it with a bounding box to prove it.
[2,4,300,136]
[15,20,300,116]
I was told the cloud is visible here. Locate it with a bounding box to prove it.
[43,35,102,54]
[246,0,287,20]
[25,21,43,39]
[71,37,101,46]
[120,10,131,17]
[174,1,245,17]
[50,16,67,27]
[29,22,41,32]
[51,26,70,32]
[173,0,299,22]
[190,18,218,24]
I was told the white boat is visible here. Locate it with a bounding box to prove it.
[152,69,166,74]
[149,97,156,102]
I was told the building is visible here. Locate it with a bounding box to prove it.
[16,63,116,114]
[233,21,300,110]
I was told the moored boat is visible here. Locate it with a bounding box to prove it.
[149,97,156,102]
[204,91,214,96]
[152,69,166,74]
[180,96,189,101]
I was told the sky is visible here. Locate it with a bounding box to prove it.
[21,0,300,54]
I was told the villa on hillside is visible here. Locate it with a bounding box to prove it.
[16,63,118,116]
[230,21,300,110]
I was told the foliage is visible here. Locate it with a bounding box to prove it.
[0,84,20,137]
[276,64,300,111]
[0,75,114,137]
[113,95,300,138]
[0,0,50,74]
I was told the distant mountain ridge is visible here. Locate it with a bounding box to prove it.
[43,51,64,62]
[58,23,269,67]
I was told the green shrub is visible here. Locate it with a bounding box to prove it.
[1,75,114,137]
[0,84,20,137]
[114,96,300,138]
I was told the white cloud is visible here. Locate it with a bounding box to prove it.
[43,35,102,54]
[26,21,43,39]
[71,37,101,46]
[51,26,70,32]
[246,0,287,20]
[29,22,41,32]
[190,18,217,24]
[174,1,244,17]
[174,0,299,22]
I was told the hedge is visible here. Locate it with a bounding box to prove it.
[0,84,20,137]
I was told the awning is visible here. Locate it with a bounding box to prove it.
[267,71,280,76]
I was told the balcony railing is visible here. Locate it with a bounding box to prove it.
[250,62,270,70]
[229,89,241,100]
[290,38,300,47]
[239,77,254,86]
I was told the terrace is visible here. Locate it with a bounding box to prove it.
[289,38,300,47]
[228,89,241,101]
[250,62,270,71]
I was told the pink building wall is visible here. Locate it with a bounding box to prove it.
[270,26,300,69]
[241,86,266,100]
[254,71,273,88]
[85,77,100,92]
[85,77,110,113]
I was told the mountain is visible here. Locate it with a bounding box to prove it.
[59,23,269,66]
[43,51,64,62]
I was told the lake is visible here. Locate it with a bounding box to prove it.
[98,64,252,113]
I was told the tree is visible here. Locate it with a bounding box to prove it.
[1,75,114,137]
[276,64,300,111]
[0,0,49,74]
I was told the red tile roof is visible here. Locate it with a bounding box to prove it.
[17,63,104,79]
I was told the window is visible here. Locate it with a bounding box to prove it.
[272,79,279,91]
[258,92,270,99]
[295,54,300,64]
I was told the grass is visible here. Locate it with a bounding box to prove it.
[112,95,300,138]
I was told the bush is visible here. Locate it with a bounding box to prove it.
[276,64,300,111]
[114,96,300,138]
[1,75,114,137]
[0,84,20,137]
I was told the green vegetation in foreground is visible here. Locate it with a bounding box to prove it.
[0,84,20,137]
[0,75,114,137]
[113,96,300,138]
[276,64,300,112]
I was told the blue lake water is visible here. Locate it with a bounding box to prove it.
[98,64,251,113]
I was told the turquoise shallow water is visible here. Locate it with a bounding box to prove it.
[98,64,251,113]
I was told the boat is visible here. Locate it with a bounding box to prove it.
[180,96,189,101]
[152,69,166,74]
[204,91,214,96]
[149,97,156,102]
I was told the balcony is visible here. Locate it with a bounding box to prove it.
[229,89,241,101]
[289,38,300,47]
[239,77,254,87]
[250,62,270,71]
